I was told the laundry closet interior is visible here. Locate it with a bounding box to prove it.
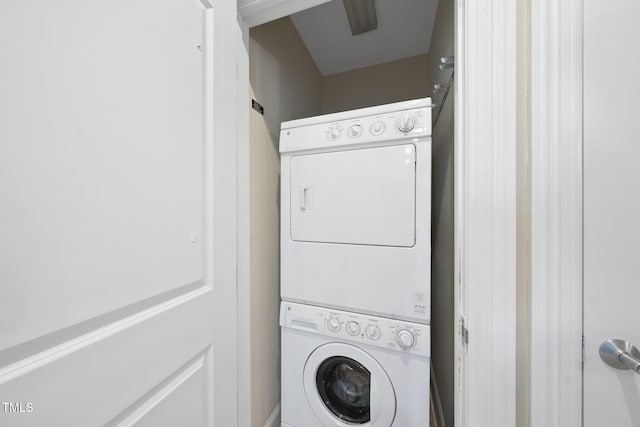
[245,0,455,425]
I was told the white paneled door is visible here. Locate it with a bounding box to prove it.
[583,1,640,425]
[0,0,237,426]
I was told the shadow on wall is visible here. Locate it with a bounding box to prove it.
[251,18,323,142]
[249,16,323,427]
[428,0,456,426]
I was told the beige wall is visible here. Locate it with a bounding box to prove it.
[428,0,455,426]
[249,17,322,427]
[321,54,430,114]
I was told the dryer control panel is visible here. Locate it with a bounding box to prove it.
[280,301,430,358]
[279,98,432,154]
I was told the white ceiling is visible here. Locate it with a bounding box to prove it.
[290,0,438,76]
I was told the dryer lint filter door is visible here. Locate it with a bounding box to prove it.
[289,144,416,247]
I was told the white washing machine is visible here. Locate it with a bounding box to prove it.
[279,98,432,324]
[280,301,430,427]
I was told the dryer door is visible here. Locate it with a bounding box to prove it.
[304,343,396,427]
[290,144,416,247]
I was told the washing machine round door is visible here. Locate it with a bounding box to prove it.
[303,343,396,427]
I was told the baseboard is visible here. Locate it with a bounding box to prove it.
[264,402,281,427]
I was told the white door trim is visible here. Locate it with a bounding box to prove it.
[455,0,518,425]
[235,14,252,427]
[211,1,242,425]
[530,0,583,425]
[236,1,520,425]
[454,1,467,423]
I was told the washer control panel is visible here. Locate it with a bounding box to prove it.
[280,301,430,357]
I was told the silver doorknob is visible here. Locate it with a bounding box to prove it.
[599,339,640,374]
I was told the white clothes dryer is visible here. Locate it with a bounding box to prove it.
[280,301,430,427]
[279,98,432,323]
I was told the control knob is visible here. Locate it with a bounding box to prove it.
[348,124,362,138]
[370,121,386,136]
[327,318,341,332]
[397,113,416,133]
[327,127,342,141]
[365,325,381,340]
[395,328,416,350]
[346,321,361,336]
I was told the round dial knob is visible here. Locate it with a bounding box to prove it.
[346,321,361,336]
[327,127,342,141]
[327,318,341,332]
[348,124,362,138]
[397,114,416,133]
[396,329,416,350]
[370,121,385,135]
[365,325,381,340]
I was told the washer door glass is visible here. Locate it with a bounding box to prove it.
[316,356,370,424]
[303,343,396,427]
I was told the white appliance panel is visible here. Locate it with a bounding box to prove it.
[290,144,416,247]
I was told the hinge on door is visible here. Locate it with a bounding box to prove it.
[582,335,585,366]
[460,315,469,345]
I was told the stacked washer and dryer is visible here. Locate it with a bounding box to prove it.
[279,98,433,427]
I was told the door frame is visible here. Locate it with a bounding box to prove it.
[530,0,583,425]
[235,0,520,425]
[455,0,518,425]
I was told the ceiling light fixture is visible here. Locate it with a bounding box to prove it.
[342,0,378,36]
